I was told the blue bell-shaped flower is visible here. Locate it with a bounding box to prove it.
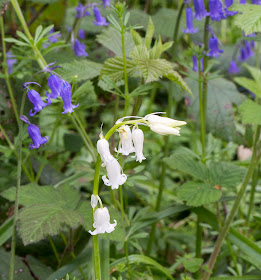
[103,0,111,7]
[225,0,238,16]
[207,37,224,57]
[60,81,79,114]
[252,0,261,4]
[182,7,198,34]
[240,0,246,3]
[93,7,109,26]
[192,55,204,72]
[48,74,63,99]
[20,115,49,150]
[209,0,226,21]
[75,3,90,18]
[193,0,208,20]
[228,60,240,74]
[73,39,88,57]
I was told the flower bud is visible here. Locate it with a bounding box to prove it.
[97,138,114,165]
[132,127,146,163]
[91,194,98,209]
[144,114,187,128]
[149,124,181,136]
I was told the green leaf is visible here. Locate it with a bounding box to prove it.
[129,84,154,97]
[230,4,261,35]
[130,28,143,46]
[34,25,43,44]
[73,80,95,98]
[0,216,13,246]
[16,30,31,44]
[165,70,192,95]
[76,201,93,232]
[177,182,222,207]
[210,276,261,280]
[185,78,245,143]
[39,24,54,41]
[57,60,103,83]
[111,254,175,280]
[183,258,203,273]
[164,148,208,181]
[145,17,154,49]
[96,27,134,56]
[234,77,261,97]
[208,161,246,189]
[100,56,138,82]
[4,38,29,46]
[18,204,83,245]
[239,99,261,125]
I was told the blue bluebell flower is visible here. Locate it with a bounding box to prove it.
[228,60,240,74]
[240,0,246,3]
[207,36,224,57]
[60,81,79,114]
[93,7,109,26]
[6,51,17,74]
[182,7,198,34]
[225,0,238,16]
[75,3,90,18]
[192,55,204,72]
[24,82,51,117]
[193,0,208,20]
[48,28,61,43]
[252,0,261,4]
[73,38,88,57]
[103,0,111,7]
[78,29,85,39]
[209,0,226,21]
[239,47,248,61]
[20,115,49,150]
[48,74,63,99]
[245,41,254,58]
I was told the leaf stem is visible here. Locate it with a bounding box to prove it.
[48,235,61,264]
[202,125,261,280]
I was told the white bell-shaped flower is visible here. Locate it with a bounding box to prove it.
[97,138,114,165]
[117,125,135,156]
[132,127,146,163]
[89,207,117,235]
[149,124,181,136]
[144,114,187,128]
[102,157,127,189]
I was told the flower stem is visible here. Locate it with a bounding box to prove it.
[202,125,261,280]
[172,3,185,51]
[195,218,202,279]
[9,91,27,280]
[198,57,205,159]
[246,167,258,226]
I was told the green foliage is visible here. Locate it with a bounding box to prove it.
[239,99,261,125]
[0,217,13,246]
[178,256,203,273]
[230,4,261,35]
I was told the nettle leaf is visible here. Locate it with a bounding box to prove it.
[57,60,103,83]
[131,28,143,46]
[165,71,192,95]
[186,78,245,143]
[239,99,261,125]
[183,257,204,273]
[100,56,138,82]
[96,27,134,56]
[177,182,222,207]
[18,204,83,245]
[230,4,261,35]
[145,17,155,49]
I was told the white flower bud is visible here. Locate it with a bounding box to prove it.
[88,207,117,235]
[237,145,252,161]
[149,124,181,136]
[117,125,135,156]
[97,138,114,165]
[144,114,187,128]
[132,127,146,163]
[91,194,98,209]
[102,157,127,189]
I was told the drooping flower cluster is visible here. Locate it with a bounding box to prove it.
[21,63,79,149]
[89,113,187,236]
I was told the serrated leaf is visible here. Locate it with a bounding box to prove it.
[130,28,143,46]
[18,204,83,245]
[73,80,95,98]
[96,27,134,56]
[165,70,192,95]
[177,182,222,207]
[230,4,261,35]
[183,258,203,273]
[164,148,208,181]
[145,17,154,49]
[57,60,102,83]
[76,201,93,232]
[239,99,261,125]
[100,56,138,82]
[185,78,245,143]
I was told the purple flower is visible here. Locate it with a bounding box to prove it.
[20,115,49,150]
[60,81,79,114]
[24,83,51,117]
[207,36,224,57]
[103,0,111,7]
[252,0,261,4]
[192,55,204,72]
[78,29,85,39]
[228,60,240,74]
[225,0,238,16]
[209,0,226,21]
[48,75,63,99]
[240,0,246,3]
[75,3,90,18]
[182,7,198,34]
[93,7,109,26]
[193,0,208,20]
[6,52,17,74]
[73,38,88,57]
[245,41,254,58]
[239,47,248,61]
[48,28,61,43]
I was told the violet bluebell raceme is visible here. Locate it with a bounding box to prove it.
[192,55,204,72]
[193,0,208,20]
[209,0,226,21]
[48,74,63,99]
[207,36,224,57]
[228,60,240,74]
[182,7,198,34]
[73,38,88,57]
[93,7,109,26]
[23,82,51,117]
[48,28,61,43]
[6,51,17,74]
[75,3,90,18]
[20,115,49,150]
[60,81,79,114]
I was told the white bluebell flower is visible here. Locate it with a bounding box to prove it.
[117,125,135,156]
[132,127,146,163]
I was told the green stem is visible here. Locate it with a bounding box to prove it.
[48,235,61,264]
[226,239,239,276]
[195,218,202,279]
[124,240,133,280]
[9,91,27,280]
[256,42,260,68]
[0,16,19,124]
[202,125,261,280]
[173,3,185,43]
[198,57,205,159]
[246,167,258,226]
[93,235,101,280]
